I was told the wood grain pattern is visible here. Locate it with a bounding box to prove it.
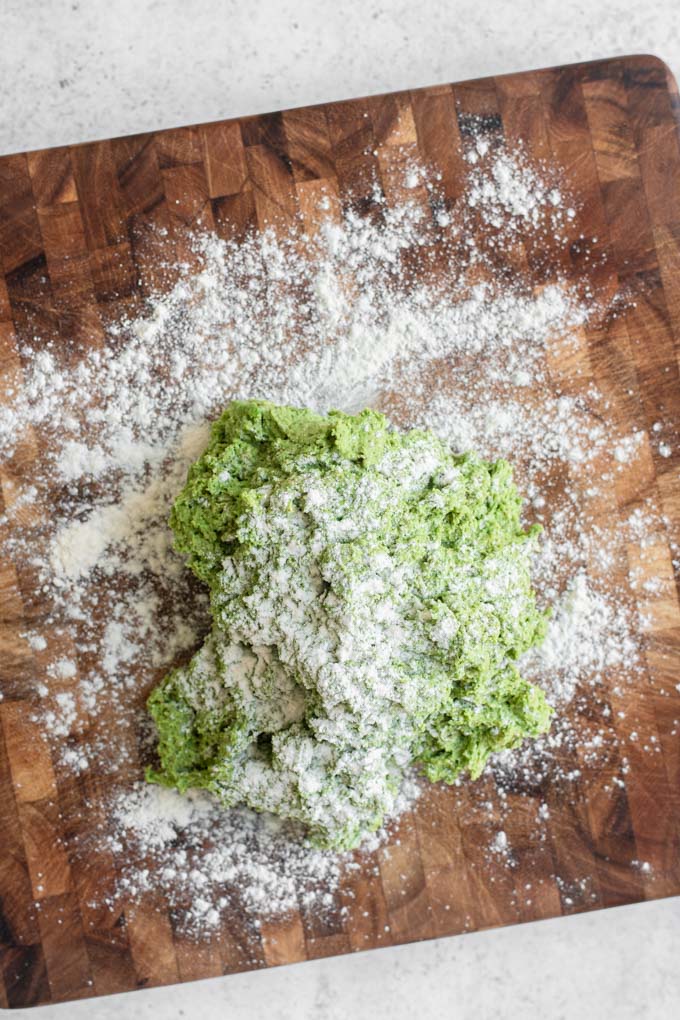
[0,55,679,1007]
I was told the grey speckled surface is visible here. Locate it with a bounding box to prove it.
[1,0,679,156]
[1,1,679,1017]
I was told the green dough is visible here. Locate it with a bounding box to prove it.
[147,400,551,849]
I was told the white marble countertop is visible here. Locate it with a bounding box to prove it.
[1,1,679,1017]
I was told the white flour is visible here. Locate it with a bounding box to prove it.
[98,777,419,932]
[523,572,640,705]
[0,141,668,935]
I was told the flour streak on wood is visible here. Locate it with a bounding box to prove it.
[0,55,679,1007]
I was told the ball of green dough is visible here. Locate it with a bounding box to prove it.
[147,400,551,850]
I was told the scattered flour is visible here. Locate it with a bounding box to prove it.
[522,572,639,705]
[92,779,419,935]
[25,632,48,652]
[465,140,576,232]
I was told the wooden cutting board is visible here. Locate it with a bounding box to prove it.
[1,54,680,1008]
